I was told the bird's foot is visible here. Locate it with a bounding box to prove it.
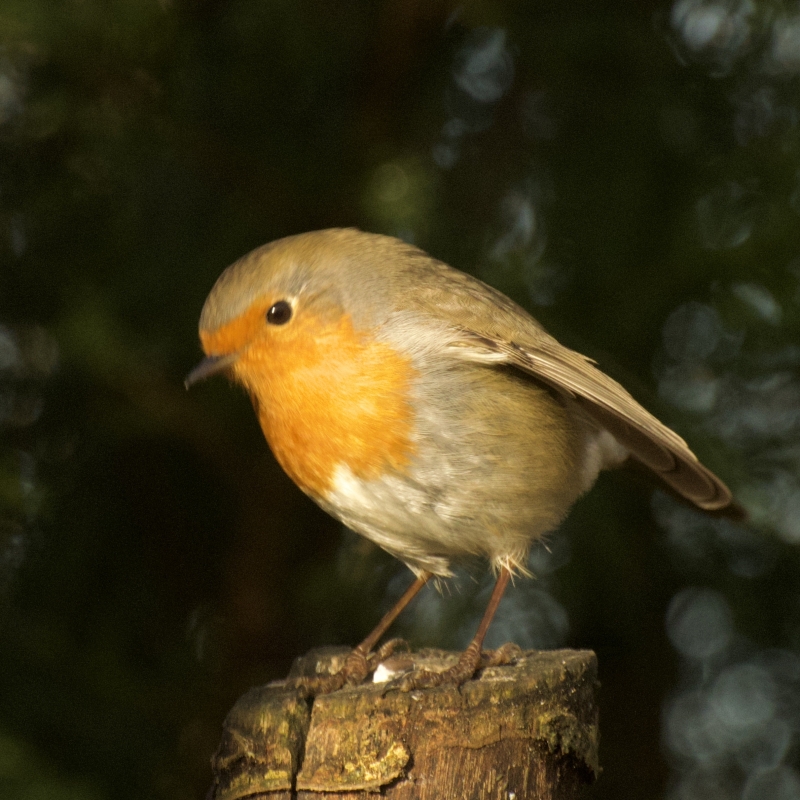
[387,643,482,692]
[385,642,523,693]
[480,641,523,668]
[288,638,410,697]
[360,637,411,677]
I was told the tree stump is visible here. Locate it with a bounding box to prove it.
[208,648,599,800]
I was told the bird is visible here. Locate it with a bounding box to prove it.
[186,227,740,692]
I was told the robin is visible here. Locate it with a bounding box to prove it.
[186,228,740,692]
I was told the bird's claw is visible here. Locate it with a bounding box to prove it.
[287,638,412,696]
[383,642,523,694]
[480,642,523,668]
[287,671,348,697]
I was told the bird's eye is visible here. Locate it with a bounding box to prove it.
[266,300,292,325]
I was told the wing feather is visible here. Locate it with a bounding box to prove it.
[452,332,733,512]
[403,251,736,513]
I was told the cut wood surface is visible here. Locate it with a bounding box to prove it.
[208,648,599,800]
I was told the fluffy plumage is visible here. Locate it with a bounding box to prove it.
[192,228,737,579]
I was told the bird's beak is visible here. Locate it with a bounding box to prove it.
[184,352,239,389]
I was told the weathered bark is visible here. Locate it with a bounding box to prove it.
[209,647,599,800]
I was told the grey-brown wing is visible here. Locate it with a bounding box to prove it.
[468,331,733,511]
[403,251,736,512]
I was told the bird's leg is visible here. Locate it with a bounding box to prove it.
[388,567,515,692]
[290,572,429,695]
[342,572,430,679]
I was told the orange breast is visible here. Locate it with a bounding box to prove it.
[202,307,417,498]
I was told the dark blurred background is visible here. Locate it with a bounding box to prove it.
[2,1,800,798]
